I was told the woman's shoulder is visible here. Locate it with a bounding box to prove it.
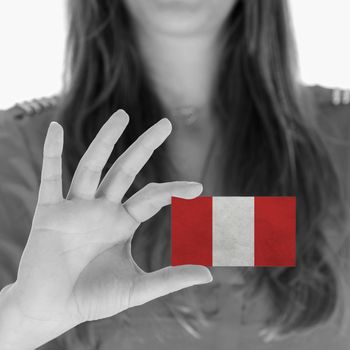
[0,95,59,161]
[305,84,350,138]
[0,96,61,187]
[308,84,350,108]
[0,95,59,134]
[305,84,350,202]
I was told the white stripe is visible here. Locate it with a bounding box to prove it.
[212,197,254,266]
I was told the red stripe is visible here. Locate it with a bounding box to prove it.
[254,197,296,266]
[171,196,212,266]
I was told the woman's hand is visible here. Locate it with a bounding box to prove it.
[0,110,212,349]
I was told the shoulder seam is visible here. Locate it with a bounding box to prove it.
[14,95,60,117]
[310,84,350,107]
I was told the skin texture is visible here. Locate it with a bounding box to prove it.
[123,0,237,36]
[0,111,212,349]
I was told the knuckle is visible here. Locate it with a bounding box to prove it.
[161,267,172,282]
[141,142,154,154]
[72,190,92,200]
[127,279,136,309]
[43,153,60,160]
[143,182,158,192]
[100,138,114,149]
[147,200,160,214]
[42,174,61,182]
[79,163,101,174]
[116,165,135,181]
[136,135,155,153]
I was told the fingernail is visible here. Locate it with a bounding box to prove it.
[158,118,172,133]
[188,182,203,195]
[48,121,63,137]
[198,267,213,283]
[204,271,213,283]
[49,121,61,129]
[113,110,129,123]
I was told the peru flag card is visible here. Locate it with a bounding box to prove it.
[171,196,296,267]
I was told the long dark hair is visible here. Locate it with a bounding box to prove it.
[57,0,347,345]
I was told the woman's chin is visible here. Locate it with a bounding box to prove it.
[144,5,212,36]
[125,0,236,37]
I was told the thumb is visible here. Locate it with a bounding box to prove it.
[130,265,213,307]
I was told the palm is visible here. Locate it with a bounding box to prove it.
[56,198,141,321]
[72,241,139,321]
[20,198,138,321]
[14,111,211,342]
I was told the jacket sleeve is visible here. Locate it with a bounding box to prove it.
[311,86,350,202]
[0,115,40,289]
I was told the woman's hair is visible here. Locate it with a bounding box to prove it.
[57,0,348,346]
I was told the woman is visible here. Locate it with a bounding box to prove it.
[0,0,349,349]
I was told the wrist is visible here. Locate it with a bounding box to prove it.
[0,283,34,349]
[0,282,71,349]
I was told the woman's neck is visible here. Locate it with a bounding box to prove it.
[135,28,220,116]
[134,27,223,189]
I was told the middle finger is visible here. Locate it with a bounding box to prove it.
[67,110,129,200]
[96,118,172,202]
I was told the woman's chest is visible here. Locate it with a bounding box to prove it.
[72,282,350,350]
[166,124,224,195]
[97,284,266,350]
